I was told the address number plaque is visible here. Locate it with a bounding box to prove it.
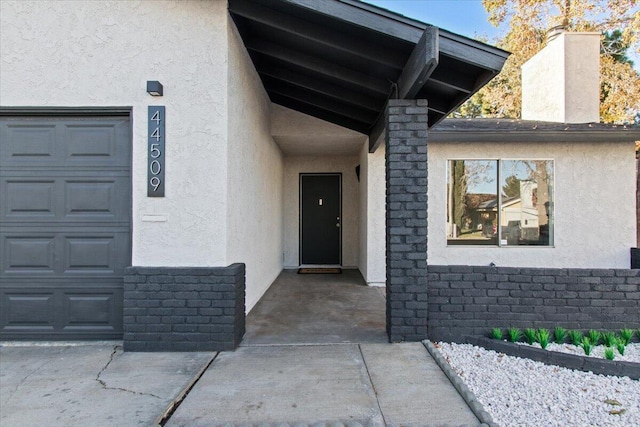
[147,106,165,197]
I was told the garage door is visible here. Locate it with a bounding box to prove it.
[0,113,131,339]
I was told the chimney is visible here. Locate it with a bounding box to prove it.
[521,30,601,123]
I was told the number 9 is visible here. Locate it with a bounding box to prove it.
[150,176,161,192]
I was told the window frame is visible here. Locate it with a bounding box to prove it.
[445,158,555,248]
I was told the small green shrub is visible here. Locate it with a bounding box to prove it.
[619,329,633,346]
[604,347,615,360]
[491,328,503,340]
[536,328,551,349]
[582,337,593,355]
[507,328,522,343]
[602,331,617,347]
[616,341,626,356]
[568,330,583,346]
[523,328,537,345]
[587,330,601,346]
[554,326,567,343]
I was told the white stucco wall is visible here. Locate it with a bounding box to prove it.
[282,156,360,268]
[522,32,600,123]
[428,141,636,268]
[226,21,284,312]
[0,0,230,266]
[359,144,386,285]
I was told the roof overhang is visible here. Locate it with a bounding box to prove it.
[430,119,640,143]
[228,0,509,152]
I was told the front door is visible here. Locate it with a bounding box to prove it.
[300,174,341,265]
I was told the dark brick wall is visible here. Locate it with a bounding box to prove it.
[427,265,640,342]
[123,264,245,351]
[385,99,429,342]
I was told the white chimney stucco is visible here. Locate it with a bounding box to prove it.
[521,31,601,123]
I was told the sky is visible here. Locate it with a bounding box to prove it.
[361,0,503,42]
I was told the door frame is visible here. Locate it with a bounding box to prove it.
[298,173,342,266]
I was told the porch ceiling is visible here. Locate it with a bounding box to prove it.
[228,0,509,152]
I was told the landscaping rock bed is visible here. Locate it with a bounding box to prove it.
[429,341,640,427]
[465,336,640,380]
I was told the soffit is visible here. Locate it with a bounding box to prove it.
[228,0,509,148]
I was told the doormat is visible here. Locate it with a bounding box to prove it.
[297,268,342,274]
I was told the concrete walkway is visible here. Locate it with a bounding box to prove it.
[167,342,480,427]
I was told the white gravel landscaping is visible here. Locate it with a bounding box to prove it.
[435,342,640,427]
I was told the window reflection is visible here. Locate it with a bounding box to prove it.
[499,160,553,246]
[447,160,498,245]
[447,159,554,247]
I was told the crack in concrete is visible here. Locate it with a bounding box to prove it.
[2,348,61,407]
[95,345,162,399]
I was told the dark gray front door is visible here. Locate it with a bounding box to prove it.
[300,174,341,265]
[0,114,131,339]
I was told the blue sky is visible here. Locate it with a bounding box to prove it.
[362,0,503,42]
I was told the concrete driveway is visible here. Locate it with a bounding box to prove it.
[0,342,213,427]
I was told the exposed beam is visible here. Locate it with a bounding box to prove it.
[368,111,387,153]
[397,27,439,99]
[270,93,370,134]
[267,0,509,73]
[264,79,379,124]
[245,38,391,95]
[257,62,383,112]
[229,0,406,69]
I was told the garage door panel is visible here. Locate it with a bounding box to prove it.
[1,118,130,167]
[2,175,130,223]
[4,180,56,217]
[0,288,122,335]
[0,124,57,161]
[1,114,130,339]
[1,293,56,330]
[63,291,121,330]
[2,231,129,276]
[3,236,56,273]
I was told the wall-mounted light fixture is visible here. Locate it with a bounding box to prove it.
[146,81,163,96]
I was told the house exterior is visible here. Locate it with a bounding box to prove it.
[1,0,639,350]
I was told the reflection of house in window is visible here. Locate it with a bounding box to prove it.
[447,159,553,246]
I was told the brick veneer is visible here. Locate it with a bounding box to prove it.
[123,264,245,351]
[385,99,429,342]
[427,265,640,342]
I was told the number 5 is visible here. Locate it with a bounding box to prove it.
[150,143,161,159]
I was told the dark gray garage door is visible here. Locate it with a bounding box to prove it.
[0,113,131,339]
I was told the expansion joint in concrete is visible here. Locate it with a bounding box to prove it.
[357,344,388,426]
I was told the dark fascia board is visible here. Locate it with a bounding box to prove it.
[429,119,640,143]
[282,0,509,73]
[0,106,132,116]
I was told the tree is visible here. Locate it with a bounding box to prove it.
[502,175,521,198]
[460,0,640,123]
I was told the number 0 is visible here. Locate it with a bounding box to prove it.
[150,160,161,175]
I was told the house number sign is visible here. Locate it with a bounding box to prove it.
[147,106,165,197]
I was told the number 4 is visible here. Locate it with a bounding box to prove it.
[151,110,161,124]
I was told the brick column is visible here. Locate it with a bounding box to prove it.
[385,99,429,342]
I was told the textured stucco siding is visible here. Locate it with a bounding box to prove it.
[428,141,636,268]
[0,0,231,267]
[359,143,386,286]
[226,20,284,313]
[282,156,360,268]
